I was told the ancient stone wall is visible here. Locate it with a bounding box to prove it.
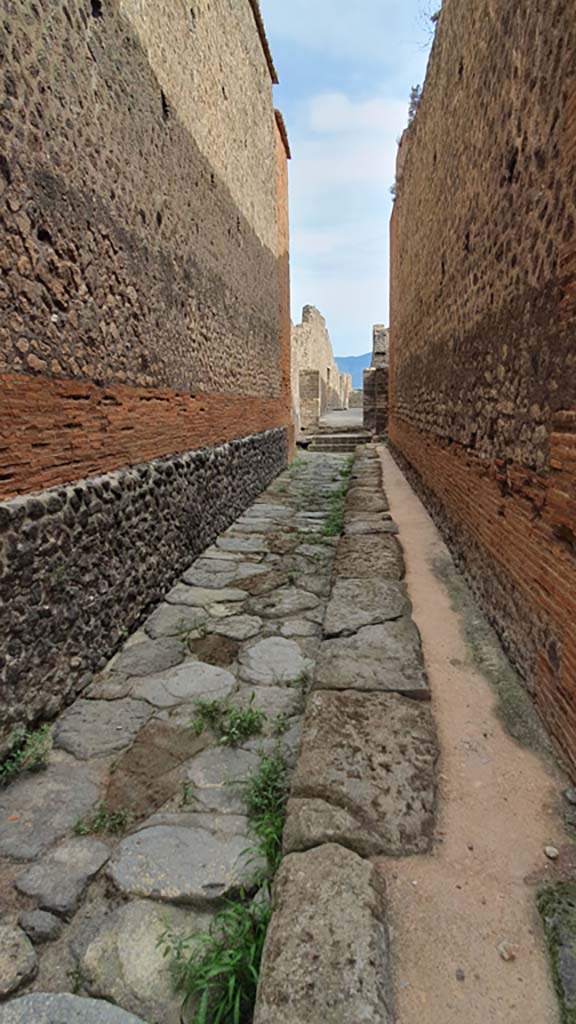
[350,389,364,409]
[291,305,349,432]
[0,0,291,742]
[364,324,389,433]
[389,0,576,769]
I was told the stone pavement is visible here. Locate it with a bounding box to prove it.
[0,445,441,1024]
[253,444,439,1024]
[0,453,349,1024]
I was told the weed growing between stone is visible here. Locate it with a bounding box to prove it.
[161,748,290,1023]
[191,698,266,748]
[0,724,51,786]
[538,883,576,1023]
[73,803,130,836]
[160,891,272,1024]
[322,457,353,537]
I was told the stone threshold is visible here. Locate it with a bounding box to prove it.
[253,444,440,1024]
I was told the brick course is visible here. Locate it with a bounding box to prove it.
[389,0,576,770]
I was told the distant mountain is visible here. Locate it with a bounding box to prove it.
[335,352,371,390]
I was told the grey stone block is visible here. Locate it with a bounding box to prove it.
[314,620,429,699]
[323,579,409,637]
[0,926,37,997]
[54,700,152,760]
[253,844,392,1024]
[0,994,146,1023]
[15,839,110,916]
[291,690,438,856]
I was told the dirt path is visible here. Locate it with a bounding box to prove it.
[378,446,569,1024]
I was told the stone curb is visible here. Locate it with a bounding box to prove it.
[255,443,439,1023]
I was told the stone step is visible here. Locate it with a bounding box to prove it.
[308,443,359,453]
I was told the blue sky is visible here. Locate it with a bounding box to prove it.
[260,0,435,356]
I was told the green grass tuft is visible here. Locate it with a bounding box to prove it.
[74,803,130,836]
[243,749,289,876]
[0,724,52,787]
[159,892,271,1024]
[191,698,266,748]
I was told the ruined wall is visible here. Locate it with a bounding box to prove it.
[364,324,389,433]
[350,389,364,409]
[0,0,291,744]
[389,0,576,769]
[291,305,349,432]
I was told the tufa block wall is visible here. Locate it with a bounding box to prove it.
[291,305,350,432]
[389,0,576,770]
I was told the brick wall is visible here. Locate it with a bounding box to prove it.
[389,0,576,770]
[0,0,292,742]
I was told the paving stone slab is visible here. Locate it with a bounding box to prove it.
[238,637,312,686]
[231,685,303,724]
[15,838,110,916]
[248,588,320,620]
[283,798,384,857]
[253,844,392,1024]
[184,746,259,814]
[108,638,184,677]
[0,926,37,997]
[166,584,247,607]
[54,699,152,760]
[131,662,236,708]
[0,994,146,1023]
[0,756,107,861]
[345,487,389,513]
[208,614,263,640]
[18,910,63,944]
[323,579,409,637]
[243,504,292,518]
[291,690,438,856]
[108,825,258,905]
[333,534,405,579]
[280,619,321,638]
[217,536,269,554]
[314,619,429,698]
[144,603,208,639]
[80,900,212,1024]
[344,518,399,535]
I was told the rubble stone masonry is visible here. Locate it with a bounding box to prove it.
[0,0,291,743]
[389,0,576,769]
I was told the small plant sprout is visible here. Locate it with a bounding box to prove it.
[191,696,267,747]
[74,803,130,836]
[0,724,52,787]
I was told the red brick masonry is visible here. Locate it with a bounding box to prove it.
[389,414,576,771]
[0,374,289,498]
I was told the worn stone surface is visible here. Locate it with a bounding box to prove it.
[209,615,263,641]
[104,720,208,820]
[0,926,37,997]
[166,584,247,607]
[315,620,429,698]
[344,518,399,535]
[0,994,146,1023]
[131,663,236,708]
[15,839,110,916]
[333,534,405,579]
[253,844,392,1024]
[144,603,208,639]
[238,638,311,686]
[345,487,389,513]
[18,910,63,945]
[291,690,438,855]
[109,639,185,678]
[231,686,303,724]
[184,747,259,814]
[217,536,269,554]
[108,825,257,905]
[54,700,152,760]
[0,756,106,861]
[280,619,320,638]
[283,798,385,857]
[323,579,409,637]
[249,588,320,619]
[80,900,212,1024]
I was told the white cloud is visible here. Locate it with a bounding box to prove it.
[308,93,408,135]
